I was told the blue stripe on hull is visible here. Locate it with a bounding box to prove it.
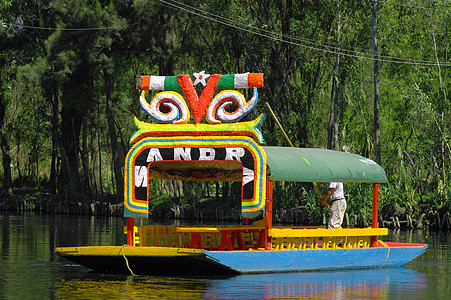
[205,246,427,273]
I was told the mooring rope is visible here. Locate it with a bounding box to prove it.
[120,244,137,276]
[381,248,390,268]
[376,239,391,268]
[377,239,389,248]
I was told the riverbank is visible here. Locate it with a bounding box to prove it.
[0,188,122,216]
[1,188,450,231]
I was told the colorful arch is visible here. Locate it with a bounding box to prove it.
[124,136,267,219]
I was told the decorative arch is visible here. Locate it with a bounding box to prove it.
[124,136,267,219]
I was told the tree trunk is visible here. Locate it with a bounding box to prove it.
[307,56,322,120]
[328,0,342,151]
[281,0,294,84]
[60,106,83,193]
[15,134,22,181]
[33,117,40,184]
[159,14,175,76]
[372,0,381,164]
[428,1,447,200]
[90,121,97,195]
[280,0,300,144]
[104,69,123,196]
[59,55,94,199]
[50,86,59,195]
[81,118,91,193]
[1,131,13,196]
[328,53,340,150]
[97,101,103,195]
[0,93,13,196]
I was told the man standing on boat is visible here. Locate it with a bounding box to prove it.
[321,182,347,228]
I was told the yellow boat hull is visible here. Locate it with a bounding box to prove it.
[56,242,428,276]
[56,246,239,275]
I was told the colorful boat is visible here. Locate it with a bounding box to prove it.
[56,72,427,275]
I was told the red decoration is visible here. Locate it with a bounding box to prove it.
[177,74,221,123]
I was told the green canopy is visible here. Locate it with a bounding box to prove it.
[263,146,388,183]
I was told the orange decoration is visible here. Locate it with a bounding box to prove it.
[248,73,264,88]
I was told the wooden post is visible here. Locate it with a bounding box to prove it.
[313,182,331,214]
[265,102,294,148]
[127,217,135,246]
[267,178,273,230]
[371,183,379,247]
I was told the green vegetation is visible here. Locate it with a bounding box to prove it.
[0,1,449,228]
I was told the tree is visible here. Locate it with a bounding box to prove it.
[327,0,345,151]
[0,1,16,196]
[0,0,53,194]
[44,0,125,199]
[371,0,381,165]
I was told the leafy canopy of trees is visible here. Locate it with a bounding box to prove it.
[0,0,449,223]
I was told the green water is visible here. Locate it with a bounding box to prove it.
[0,212,449,299]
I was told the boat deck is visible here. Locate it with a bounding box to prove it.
[127,224,389,251]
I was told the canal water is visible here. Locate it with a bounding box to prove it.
[0,212,449,299]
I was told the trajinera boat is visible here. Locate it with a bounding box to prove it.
[56,72,427,275]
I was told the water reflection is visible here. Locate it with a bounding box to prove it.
[54,268,427,299]
[206,269,427,299]
[56,275,207,299]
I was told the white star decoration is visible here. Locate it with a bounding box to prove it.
[193,70,210,86]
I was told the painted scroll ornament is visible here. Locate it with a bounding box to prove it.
[206,87,258,123]
[139,90,190,124]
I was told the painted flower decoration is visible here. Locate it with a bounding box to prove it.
[193,70,210,86]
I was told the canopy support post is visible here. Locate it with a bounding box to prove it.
[371,183,379,247]
[127,217,135,246]
[264,177,273,250]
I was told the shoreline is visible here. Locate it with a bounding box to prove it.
[1,193,449,231]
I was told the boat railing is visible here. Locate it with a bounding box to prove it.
[269,227,388,250]
[124,225,388,251]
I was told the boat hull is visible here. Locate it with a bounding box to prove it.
[56,246,239,275]
[207,242,427,273]
[56,242,427,276]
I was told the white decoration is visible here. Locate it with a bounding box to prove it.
[139,91,190,124]
[206,87,258,123]
[193,70,210,86]
[242,167,255,186]
[199,148,216,160]
[234,73,249,88]
[134,165,148,187]
[149,76,165,90]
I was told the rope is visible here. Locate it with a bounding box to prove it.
[377,240,390,268]
[120,244,137,276]
[381,247,390,268]
[377,239,389,248]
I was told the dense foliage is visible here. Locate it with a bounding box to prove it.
[0,0,449,226]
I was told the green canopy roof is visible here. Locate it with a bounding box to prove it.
[262,146,388,183]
